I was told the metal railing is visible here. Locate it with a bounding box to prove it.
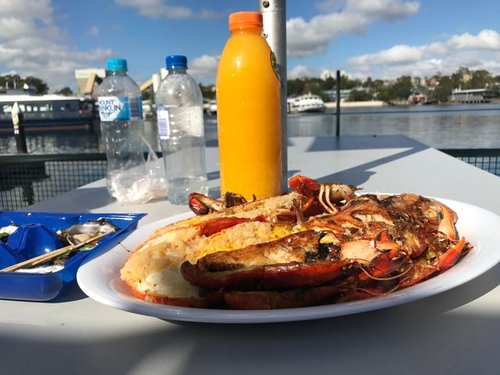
[1,153,107,211]
[440,148,500,177]
[1,149,499,211]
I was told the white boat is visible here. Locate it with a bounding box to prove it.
[203,99,217,115]
[287,93,326,113]
[0,94,94,130]
[142,99,155,119]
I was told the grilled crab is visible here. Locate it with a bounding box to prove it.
[180,192,470,309]
[121,176,471,309]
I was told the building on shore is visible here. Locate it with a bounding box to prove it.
[408,92,428,105]
[74,68,106,98]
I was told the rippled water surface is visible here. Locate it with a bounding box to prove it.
[288,103,500,149]
[1,103,499,154]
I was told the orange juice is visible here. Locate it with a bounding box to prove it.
[216,11,282,200]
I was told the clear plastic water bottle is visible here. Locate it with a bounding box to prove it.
[97,58,148,202]
[155,55,208,204]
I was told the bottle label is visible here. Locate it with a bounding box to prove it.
[129,96,143,119]
[156,106,204,140]
[270,51,280,82]
[98,96,143,121]
[157,107,170,140]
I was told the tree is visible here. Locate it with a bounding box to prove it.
[469,69,493,89]
[321,75,336,91]
[340,75,360,90]
[431,76,453,103]
[280,67,500,104]
[0,74,22,90]
[391,76,413,100]
[348,89,372,102]
[23,76,49,94]
[200,84,216,100]
[55,87,73,96]
[303,78,325,96]
[287,79,306,96]
[377,86,393,102]
[363,77,374,88]
[0,74,50,94]
[451,68,465,89]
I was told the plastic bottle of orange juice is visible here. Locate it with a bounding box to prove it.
[216,11,282,200]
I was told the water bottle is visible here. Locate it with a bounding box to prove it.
[97,58,148,202]
[155,55,208,204]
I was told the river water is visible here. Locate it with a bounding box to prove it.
[1,103,499,154]
[288,103,500,149]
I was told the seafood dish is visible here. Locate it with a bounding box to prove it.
[120,176,472,309]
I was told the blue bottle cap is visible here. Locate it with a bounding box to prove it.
[166,55,188,69]
[107,58,128,71]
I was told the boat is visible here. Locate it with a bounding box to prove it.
[287,93,326,113]
[203,99,217,116]
[0,94,95,131]
[142,99,155,119]
[449,88,492,104]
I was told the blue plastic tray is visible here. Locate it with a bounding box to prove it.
[0,211,145,301]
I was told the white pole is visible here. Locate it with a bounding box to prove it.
[152,73,161,94]
[259,0,288,191]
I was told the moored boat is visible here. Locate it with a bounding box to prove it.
[203,99,217,115]
[0,94,95,130]
[287,93,326,113]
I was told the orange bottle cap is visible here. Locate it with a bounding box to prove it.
[229,11,263,31]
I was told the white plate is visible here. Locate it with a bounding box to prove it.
[77,198,500,324]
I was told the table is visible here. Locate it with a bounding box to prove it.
[1,136,499,375]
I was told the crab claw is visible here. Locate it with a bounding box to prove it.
[222,192,249,208]
[188,193,224,215]
[399,237,468,288]
[188,192,249,216]
[288,175,319,196]
[289,175,359,215]
[435,236,466,272]
[437,202,458,241]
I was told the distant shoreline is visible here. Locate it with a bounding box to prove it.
[325,100,387,108]
[325,98,500,109]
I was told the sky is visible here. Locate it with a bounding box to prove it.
[1,0,500,91]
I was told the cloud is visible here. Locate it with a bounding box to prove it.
[447,29,500,50]
[287,66,343,80]
[188,54,219,80]
[0,0,112,90]
[347,29,500,79]
[87,25,100,37]
[288,65,316,79]
[199,9,224,20]
[114,0,221,19]
[287,0,420,57]
[115,0,191,19]
[316,0,347,13]
[349,45,427,66]
[344,0,420,22]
